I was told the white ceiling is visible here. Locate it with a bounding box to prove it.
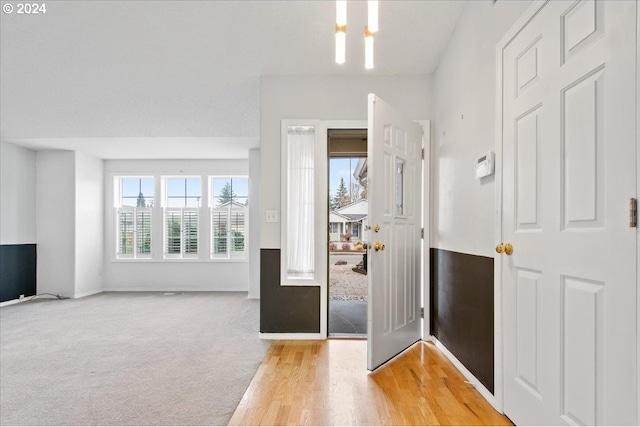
[0,0,466,159]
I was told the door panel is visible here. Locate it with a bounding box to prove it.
[367,94,422,371]
[501,1,637,425]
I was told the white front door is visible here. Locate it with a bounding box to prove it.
[500,1,637,424]
[367,94,423,370]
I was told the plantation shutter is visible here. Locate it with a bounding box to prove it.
[230,208,246,255]
[212,209,229,257]
[118,210,134,256]
[165,210,182,254]
[136,210,152,256]
[183,210,199,254]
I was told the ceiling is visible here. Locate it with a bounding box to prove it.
[0,0,466,159]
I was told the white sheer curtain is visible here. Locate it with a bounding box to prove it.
[286,126,315,278]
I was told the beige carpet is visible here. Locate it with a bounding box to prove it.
[0,292,270,426]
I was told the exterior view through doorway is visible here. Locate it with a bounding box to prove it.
[328,128,368,337]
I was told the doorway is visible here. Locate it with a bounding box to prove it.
[327,128,368,337]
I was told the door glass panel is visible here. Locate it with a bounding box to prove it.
[396,158,405,216]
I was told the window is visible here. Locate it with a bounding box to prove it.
[166,177,201,207]
[285,126,315,279]
[113,173,248,262]
[164,177,201,258]
[211,177,248,259]
[279,121,332,287]
[115,177,153,259]
[396,158,405,216]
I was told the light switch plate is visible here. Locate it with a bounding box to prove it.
[266,210,278,223]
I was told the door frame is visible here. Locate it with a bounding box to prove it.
[321,120,367,339]
[636,2,640,422]
[495,0,640,419]
[320,119,430,341]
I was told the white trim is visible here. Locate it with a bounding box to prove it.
[493,34,506,416]
[0,299,22,307]
[415,120,431,341]
[0,290,102,305]
[102,287,244,292]
[494,0,548,415]
[636,1,640,423]
[433,337,496,409]
[280,120,325,288]
[258,332,323,340]
[73,289,103,299]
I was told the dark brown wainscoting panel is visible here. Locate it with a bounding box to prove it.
[260,249,320,333]
[430,248,494,393]
[0,244,37,303]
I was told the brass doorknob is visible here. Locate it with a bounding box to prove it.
[495,243,513,255]
[374,242,385,251]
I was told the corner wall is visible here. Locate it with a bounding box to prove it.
[36,150,76,298]
[260,74,433,333]
[431,0,532,393]
[75,151,104,297]
[0,142,37,302]
[35,150,105,299]
[248,148,261,299]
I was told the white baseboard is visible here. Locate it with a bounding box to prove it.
[1,290,102,306]
[0,299,22,307]
[432,337,496,408]
[102,287,246,292]
[258,333,323,340]
[73,289,103,299]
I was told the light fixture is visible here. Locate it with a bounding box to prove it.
[365,25,374,69]
[335,0,347,64]
[334,0,377,68]
[368,0,378,33]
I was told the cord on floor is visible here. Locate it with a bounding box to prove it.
[21,293,70,302]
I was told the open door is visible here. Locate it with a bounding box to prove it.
[367,94,423,370]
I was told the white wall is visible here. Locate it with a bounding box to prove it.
[36,150,76,297]
[432,0,533,257]
[75,152,104,298]
[248,148,261,299]
[0,142,36,244]
[260,74,434,248]
[103,159,250,292]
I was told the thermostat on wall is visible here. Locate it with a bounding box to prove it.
[475,151,495,179]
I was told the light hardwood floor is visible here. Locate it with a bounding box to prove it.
[229,340,513,426]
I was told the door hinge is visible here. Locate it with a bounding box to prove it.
[421,228,424,239]
[420,307,424,318]
[631,198,638,228]
[421,148,425,160]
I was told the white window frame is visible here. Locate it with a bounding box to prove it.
[162,176,202,259]
[114,176,154,259]
[210,176,249,261]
